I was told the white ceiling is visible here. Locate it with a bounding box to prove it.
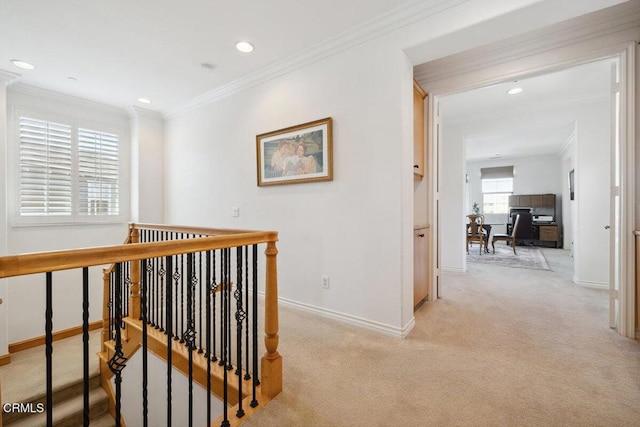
[439,58,617,162]
[0,0,415,113]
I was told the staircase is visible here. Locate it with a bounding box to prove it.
[1,331,114,427]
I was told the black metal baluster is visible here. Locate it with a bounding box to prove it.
[218,248,224,367]
[174,238,179,340]
[179,234,185,343]
[251,244,259,407]
[160,248,166,333]
[141,259,149,427]
[222,249,230,426]
[45,271,53,426]
[205,250,212,425]
[109,263,128,427]
[235,246,245,418]
[82,267,90,426]
[110,271,115,339]
[198,248,204,354]
[211,249,218,362]
[166,255,174,427]
[226,248,233,371]
[244,245,251,381]
[185,253,196,427]
[124,262,130,318]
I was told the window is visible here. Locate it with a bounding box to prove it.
[16,114,121,222]
[481,166,513,214]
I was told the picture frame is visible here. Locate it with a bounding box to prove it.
[568,169,575,200]
[256,117,333,186]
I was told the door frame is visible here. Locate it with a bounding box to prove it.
[425,42,636,338]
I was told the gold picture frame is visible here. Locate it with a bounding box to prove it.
[256,117,333,186]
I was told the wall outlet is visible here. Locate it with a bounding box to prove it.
[321,276,330,289]
[232,207,240,217]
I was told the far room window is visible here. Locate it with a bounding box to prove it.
[481,166,513,214]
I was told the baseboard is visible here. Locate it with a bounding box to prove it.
[0,353,11,366]
[9,320,102,354]
[441,266,465,274]
[275,295,415,338]
[572,279,609,290]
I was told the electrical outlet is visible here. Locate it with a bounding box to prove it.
[232,207,240,217]
[321,276,330,289]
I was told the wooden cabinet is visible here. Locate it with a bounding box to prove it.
[413,79,427,180]
[539,225,559,247]
[414,226,429,307]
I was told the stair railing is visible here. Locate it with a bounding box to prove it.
[0,223,281,427]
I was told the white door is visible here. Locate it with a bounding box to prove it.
[609,59,622,330]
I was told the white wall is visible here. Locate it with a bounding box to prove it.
[3,87,131,343]
[131,107,165,224]
[165,41,413,335]
[119,349,225,426]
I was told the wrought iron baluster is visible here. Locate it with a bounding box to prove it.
[198,248,204,354]
[251,244,259,407]
[235,246,245,418]
[45,271,53,425]
[211,249,218,362]
[244,245,251,381]
[141,259,149,427]
[205,250,212,425]
[185,253,196,427]
[166,255,174,426]
[222,248,230,426]
[218,248,224,367]
[109,263,128,427]
[226,248,233,371]
[82,267,90,427]
[179,233,185,343]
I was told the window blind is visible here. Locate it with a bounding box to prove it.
[78,128,119,215]
[19,117,72,216]
[480,166,514,180]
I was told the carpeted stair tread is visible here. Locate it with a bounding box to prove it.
[5,385,109,427]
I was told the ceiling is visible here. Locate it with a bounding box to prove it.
[0,0,415,114]
[438,58,617,162]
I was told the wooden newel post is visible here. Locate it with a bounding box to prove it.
[128,224,140,320]
[261,240,282,398]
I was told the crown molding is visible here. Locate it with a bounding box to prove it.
[164,0,466,118]
[8,83,130,118]
[127,105,164,121]
[0,70,21,86]
[414,1,640,86]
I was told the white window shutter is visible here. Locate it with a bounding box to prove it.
[19,117,72,216]
[78,128,119,215]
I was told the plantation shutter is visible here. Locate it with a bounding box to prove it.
[78,128,120,215]
[19,117,72,215]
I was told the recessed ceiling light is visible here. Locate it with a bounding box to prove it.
[137,97,152,104]
[235,41,254,53]
[67,76,78,82]
[507,87,523,95]
[11,59,35,70]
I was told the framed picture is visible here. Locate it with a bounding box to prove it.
[256,117,333,186]
[568,169,575,200]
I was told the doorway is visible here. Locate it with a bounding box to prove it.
[422,47,635,337]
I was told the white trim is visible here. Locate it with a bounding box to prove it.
[573,280,609,290]
[164,0,466,118]
[441,266,465,274]
[0,70,20,86]
[422,10,637,339]
[274,295,415,339]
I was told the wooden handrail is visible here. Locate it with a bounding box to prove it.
[131,223,259,236]
[0,231,278,279]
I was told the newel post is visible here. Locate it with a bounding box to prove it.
[128,224,140,320]
[261,239,282,398]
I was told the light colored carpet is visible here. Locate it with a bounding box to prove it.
[2,249,639,426]
[468,244,551,270]
[244,248,640,426]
